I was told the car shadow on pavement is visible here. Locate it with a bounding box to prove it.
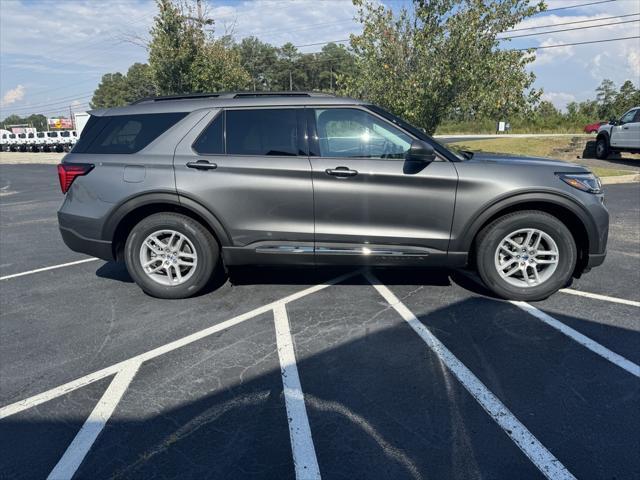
[2,296,638,480]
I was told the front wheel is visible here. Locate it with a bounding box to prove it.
[124,212,220,299]
[475,211,577,301]
[595,136,609,159]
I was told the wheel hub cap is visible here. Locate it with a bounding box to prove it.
[139,229,198,286]
[494,228,559,288]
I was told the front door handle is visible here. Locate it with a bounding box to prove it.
[622,126,629,130]
[325,166,358,177]
[187,160,217,170]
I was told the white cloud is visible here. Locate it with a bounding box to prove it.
[1,85,25,107]
[541,91,576,109]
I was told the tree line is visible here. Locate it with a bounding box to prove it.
[5,1,639,134]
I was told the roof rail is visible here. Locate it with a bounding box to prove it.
[232,91,334,98]
[131,91,335,104]
[131,93,221,105]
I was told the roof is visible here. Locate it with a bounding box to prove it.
[90,91,367,116]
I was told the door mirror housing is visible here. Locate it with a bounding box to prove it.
[608,118,618,125]
[406,139,436,162]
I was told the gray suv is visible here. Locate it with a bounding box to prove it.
[57,92,608,300]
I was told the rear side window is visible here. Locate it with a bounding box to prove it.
[73,112,187,154]
[226,109,299,156]
[193,113,224,154]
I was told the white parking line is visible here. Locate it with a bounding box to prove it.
[0,258,99,281]
[511,301,640,378]
[367,273,576,480]
[46,360,141,480]
[0,270,358,420]
[560,288,640,307]
[273,303,321,480]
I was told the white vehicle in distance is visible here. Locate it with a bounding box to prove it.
[45,131,63,151]
[36,131,47,150]
[595,106,640,159]
[17,133,28,151]
[0,130,10,151]
[26,132,39,151]
[59,130,77,150]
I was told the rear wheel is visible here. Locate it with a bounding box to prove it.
[124,212,219,299]
[595,136,609,159]
[475,211,577,301]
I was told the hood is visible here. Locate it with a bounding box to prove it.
[468,152,589,172]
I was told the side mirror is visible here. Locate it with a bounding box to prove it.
[406,139,436,162]
[609,118,617,125]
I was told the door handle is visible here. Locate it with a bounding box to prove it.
[187,160,217,170]
[325,166,358,177]
[622,126,629,130]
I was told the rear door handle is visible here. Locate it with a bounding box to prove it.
[325,166,358,177]
[187,160,217,170]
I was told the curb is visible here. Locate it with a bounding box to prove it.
[600,174,640,185]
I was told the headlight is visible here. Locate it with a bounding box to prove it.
[558,173,602,194]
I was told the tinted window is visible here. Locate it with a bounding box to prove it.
[620,109,636,123]
[9,134,15,139]
[28,133,34,138]
[73,112,187,154]
[226,109,299,156]
[314,108,412,159]
[193,113,224,154]
[18,133,26,138]
[37,132,45,138]
[47,132,58,138]
[60,131,70,137]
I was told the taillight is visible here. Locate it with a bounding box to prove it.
[57,163,94,194]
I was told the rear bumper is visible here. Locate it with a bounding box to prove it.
[59,224,113,261]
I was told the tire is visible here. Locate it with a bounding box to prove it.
[124,212,220,299]
[475,210,577,301]
[595,136,609,159]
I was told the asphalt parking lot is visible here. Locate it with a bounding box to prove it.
[1,163,639,480]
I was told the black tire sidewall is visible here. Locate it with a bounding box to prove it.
[477,213,577,301]
[125,213,218,299]
[595,137,609,159]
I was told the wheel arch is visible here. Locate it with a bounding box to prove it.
[456,193,597,275]
[104,192,232,261]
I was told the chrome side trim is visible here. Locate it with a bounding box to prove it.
[315,246,428,256]
[255,245,314,254]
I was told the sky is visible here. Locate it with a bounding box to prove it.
[0,0,639,120]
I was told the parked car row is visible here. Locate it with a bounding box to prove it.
[0,130,78,152]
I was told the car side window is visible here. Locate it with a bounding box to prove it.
[226,109,299,156]
[620,109,636,124]
[314,108,412,159]
[632,109,640,123]
[193,112,224,155]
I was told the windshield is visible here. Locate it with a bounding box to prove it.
[366,104,467,161]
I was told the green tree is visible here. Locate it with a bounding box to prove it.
[191,36,251,92]
[613,80,640,115]
[340,0,544,134]
[148,0,205,94]
[90,72,128,108]
[595,78,617,120]
[236,36,279,91]
[124,63,157,101]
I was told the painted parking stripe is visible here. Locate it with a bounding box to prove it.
[0,257,99,281]
[366,273,576,480]
[511,301,640,378]
[273,303,321,480]
[559,288,640,307]
[46,360,141,480]
[0,270,359,420]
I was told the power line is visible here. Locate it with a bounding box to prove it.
[3,93,95,113]
[506,12,639,32]
[540,0,617,13]
[500,18,640,39]
[515,35,640,50]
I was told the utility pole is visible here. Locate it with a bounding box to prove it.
[289,70,293,91]
[186,0,214,30]
[69,105,74,129]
